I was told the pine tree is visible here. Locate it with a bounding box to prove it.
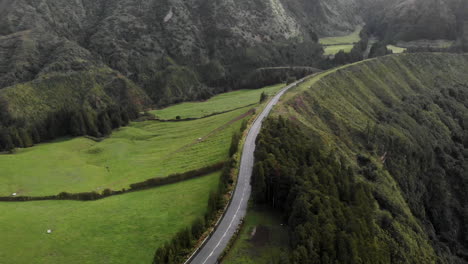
[19,128,33,148]
[9,127,23,148]
[98,112,112,136]
[253,162,266,203]
[31,126,41,143]
[108,108,122,128]
[191,218,205,238]
[121,108,130,125]
[46,114,59,140]
[70,111,86,136]
[229,132,241,157]
[153,247,166,264]
[82,110,99,137]
[0,128,14,151]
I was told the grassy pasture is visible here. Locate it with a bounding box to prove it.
[0,106,251,196]
[150,84,284,120]
[0,82,286,264]
[387,45,407,53]
[319,26,362,46]
[323,44,354,55]
[0,172,220,264]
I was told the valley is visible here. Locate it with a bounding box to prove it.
[0,0,467,263]
[0,83,284,263]
[246,53,468,263]
[320,26,362,56]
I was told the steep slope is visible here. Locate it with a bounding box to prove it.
[253,53,468,263]
[0,0,362,106]
[0,0,366,148]
[365,0,466,44]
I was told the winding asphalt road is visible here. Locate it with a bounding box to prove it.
[187,76,312,264]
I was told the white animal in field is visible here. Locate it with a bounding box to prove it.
[47,229,52,234]
[164,8,173,23]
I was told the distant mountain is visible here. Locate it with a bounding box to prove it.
[0,0,361,107]
[1,0,467,151]
[364,0,467,44]
[0,0,365,150]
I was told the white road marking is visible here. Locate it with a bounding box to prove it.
[201,183,247,264]
[189,77,313,264]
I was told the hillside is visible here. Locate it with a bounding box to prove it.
[0,0,362,106]
[2,0,468,151]
[251,53,468,263]
[0,0,369,151]
[0,81,278,263]
[365,0,468,45]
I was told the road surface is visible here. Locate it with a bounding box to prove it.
[188,76,311,264]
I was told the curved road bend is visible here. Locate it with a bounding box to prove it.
[189,76,312,264]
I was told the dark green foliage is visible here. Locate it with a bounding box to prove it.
[191,218,206,239]
[70,111,86,136]
[241,67,318,90]
[364,0,463,43]
[0,105,139,152]
[240,120,248,132]
[252,117,442,263]
[278,54,468,263]
[98,112,112,136]
[82,110,99,137]
[229,132,241,157]
[368,42,392,58]
[18,128,33,148]
[260,92,268,103]
[0,128,14,151]
[286,76,297,85]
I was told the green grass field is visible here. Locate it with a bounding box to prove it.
[319,26,362,46]
[0,172,220,264]
[222,207,289,264]
[150,84,284,120]
[0,82,284,264]
[387,45,407,53]
[0,84,285,197]
[323,44,354,55]
[0,106,251,196]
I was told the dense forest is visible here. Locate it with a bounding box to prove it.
[252,118,437,263]
[0,103,139,152]
[252,54,468,263]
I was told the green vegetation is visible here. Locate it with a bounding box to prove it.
[0,172,220,264]
[0,68,147,124]
[251,117,437,264]
[0,68,148,152]
[254,53,468,263]
[0,106,251,196]
[319,26,362,56]
[222,207,289,264]
[319,26,363,46]
[386,45,406,53]
[0,81,279,264]
[323,45,354,55]
[150,84,284,120]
